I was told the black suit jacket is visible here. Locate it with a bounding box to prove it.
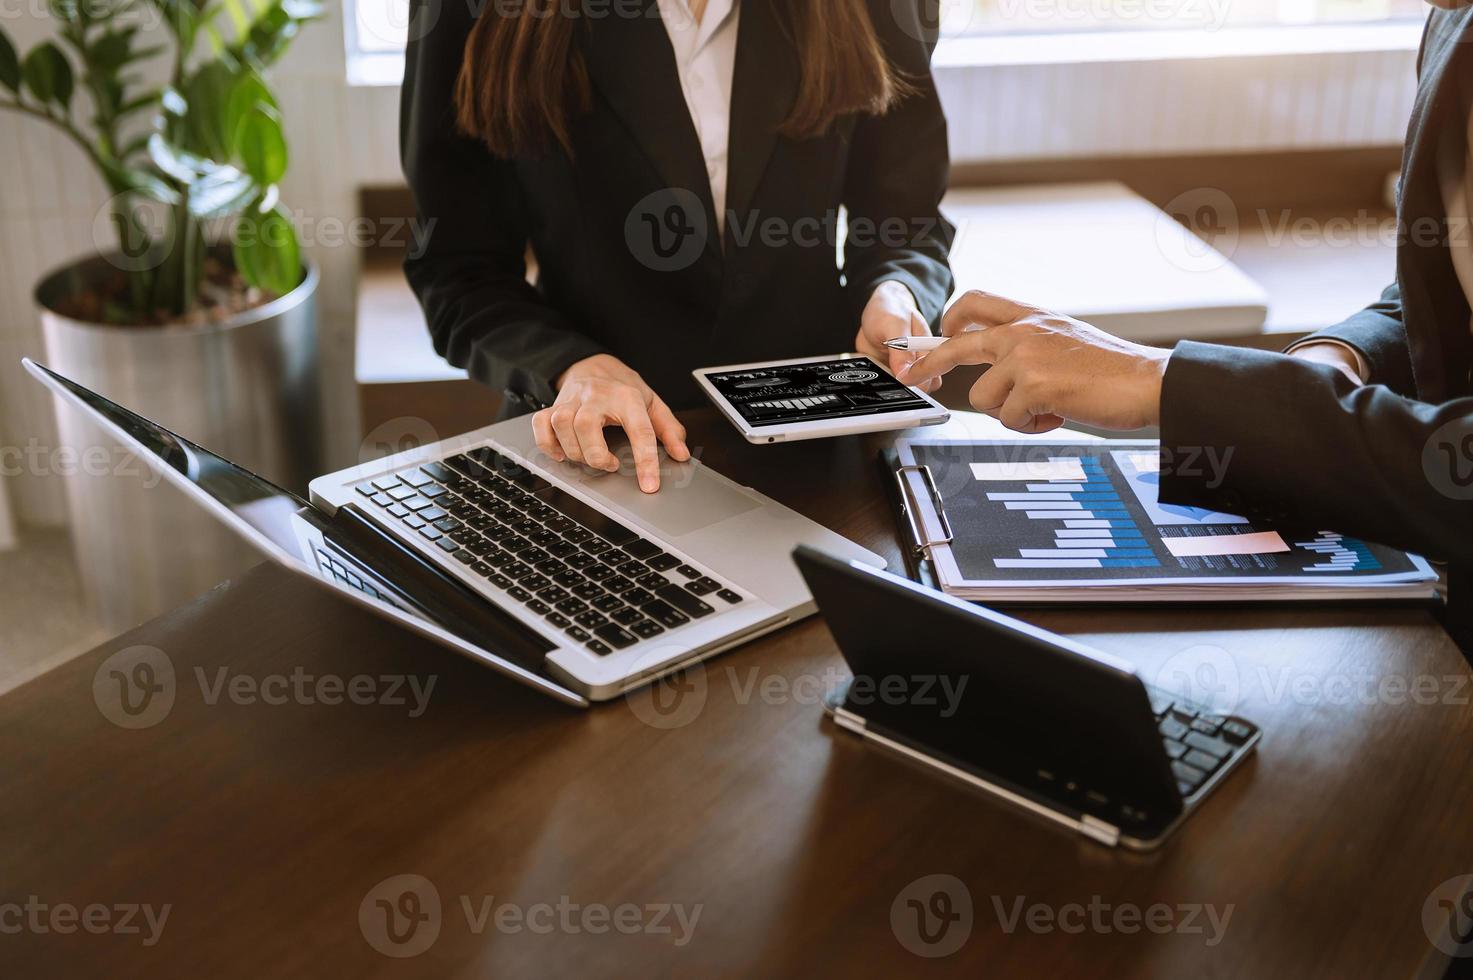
[1159,7,1473,649]
[400,0,954,410]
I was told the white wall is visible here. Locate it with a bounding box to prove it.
[0,2,365,528]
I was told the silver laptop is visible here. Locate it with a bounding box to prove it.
[25,358,882,706]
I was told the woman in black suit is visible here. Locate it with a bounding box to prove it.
[400,0,954,491]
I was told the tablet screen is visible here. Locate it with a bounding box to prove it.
[706,359,933,427]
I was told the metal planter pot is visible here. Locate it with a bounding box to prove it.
[35,253,322,633]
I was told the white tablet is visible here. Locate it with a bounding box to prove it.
[693,354,950,444]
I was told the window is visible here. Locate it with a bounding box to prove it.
[941,0,1426,35]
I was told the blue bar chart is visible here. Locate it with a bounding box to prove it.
[980,456,1162,570]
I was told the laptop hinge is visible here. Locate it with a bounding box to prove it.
[832,705,868,734]
[1079,815,1121,847]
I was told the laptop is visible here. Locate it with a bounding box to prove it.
[24,358,883,706]
[792,545,1261,849]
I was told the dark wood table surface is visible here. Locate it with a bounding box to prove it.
[5,409,1472,979]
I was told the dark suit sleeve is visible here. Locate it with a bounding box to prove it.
[841,0,955,331]
[400,0,605,406]
[1293,282,1418,395]
[1159,341,1473,565]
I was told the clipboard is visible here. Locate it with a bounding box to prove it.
[878,448,942,591]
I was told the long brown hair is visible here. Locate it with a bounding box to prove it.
[455,0,906,158]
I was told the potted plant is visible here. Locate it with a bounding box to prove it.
[1,0,326,630]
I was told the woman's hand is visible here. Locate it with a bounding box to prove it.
[533,354,690,493]
[855,281,940,391]
[900,290,1172,433]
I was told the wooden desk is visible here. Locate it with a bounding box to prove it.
[5,411,1472,978]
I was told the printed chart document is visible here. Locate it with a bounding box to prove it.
[895,440,1437,602]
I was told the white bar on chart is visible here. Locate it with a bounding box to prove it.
[1028,510,1094,520]
[971,458,1086,482]
[1056,529,1116,538]
[994,558,1103,568]
[1005,501,1082,510]
[987,493,1075,501]
[1019,549,1106,559]
[1125,452,1160,473]
[1027,484,1084,492]
[1162,530,1290,558]
[1064,519,1112,529]
[1052,538,1115,548]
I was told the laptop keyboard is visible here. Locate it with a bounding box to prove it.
[1145,687,1257,798]
[355,446,744,655]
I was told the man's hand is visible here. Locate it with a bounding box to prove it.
[856,281,939,391]
[1289,342,1365,385]
[900,290,1172,433]
[533,354,690,493]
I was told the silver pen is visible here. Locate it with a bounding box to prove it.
[881,335,948,352]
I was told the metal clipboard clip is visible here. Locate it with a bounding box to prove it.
[894,464,953,557]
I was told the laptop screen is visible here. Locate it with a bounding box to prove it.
[26,360,312,563]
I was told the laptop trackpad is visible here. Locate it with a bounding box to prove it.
[578,461,760,537]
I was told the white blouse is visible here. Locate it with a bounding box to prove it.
[655,0,740,236]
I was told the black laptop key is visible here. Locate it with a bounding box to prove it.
[556,598,587,616]
[388,504,410,519]
[436,538,460,554]
[420,527,443,542]
[621,539,663,561]
[640,599,690,629]
[621,587,654,606]
[388,485,417,501]
[420,507,448,523]
[689,577,721,595]
[453,551,475,565]
[535,559,564,576]
[603,575,634,594]
[548,612,571,628]
[371,492,394,507]
[593,623,638,650]
[355,482,377,496]
[573,583,604,601]
[420,461,454,482]
[434,517,460,532]
[587,640,612,655]
[490,573,513,590]
[520,547,550,565]
[586,564,615,581]
[1183,749,1222,773]
[1220,719,1254,744]
[645,553,680,572]
[421,484,448,499]
[574,611,608,629]
[539,586,569,604]
[521,574,551,592]
[593,594,624,613]
[566,626,591,642]
[1190,716,1222,736]
[616,560,647,579]
[655,585,713,619]
[581,538,613,556]
[1158,716,1190,742]
[1183,731,1234,760]
[631,620,665,639]
[553,571,583,588]
[1163,738,1187,759]
[1171,760,1206,789]
[372,476,401,491]
[562,526,592,544]
[401,468,434,488]
[612,608,644,626]
[566,552,595,569]
[675,564,701,579]
[470,561,493,577]
[685,580,718,597]
[716,589,743,604]
[507,586,532,602]
[536,486,638,546]
[527,600,550,615]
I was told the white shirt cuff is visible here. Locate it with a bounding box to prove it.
[1284,338,1368,383]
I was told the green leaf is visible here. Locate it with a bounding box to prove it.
[182,61,237,159]
[88,27,137,73]
[233,202,300,295]
[22,43,73,111]
[234,102,286,184]
[224,70,274,147]
[188,167,257,218]
[0,29,19,93]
